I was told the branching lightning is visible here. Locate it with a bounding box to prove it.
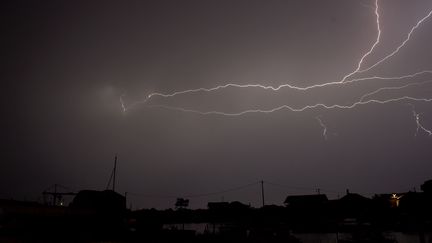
[139,0,432,100]
[146,96,432,116]
[143,70,432,101]
[357,9,432,74]
[359,80,432,102]
[341,0,381,82]
[119,0,432,138]
[408,104,432,136]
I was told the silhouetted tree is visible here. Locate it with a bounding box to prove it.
[421,180,432,193]
[175,198,189,209]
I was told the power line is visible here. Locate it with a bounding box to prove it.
[127,192,178,199]
[127,181,260,199]
[264,180,344,195]
[263,180,318,192]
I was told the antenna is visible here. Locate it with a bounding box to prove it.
[106,154,118,192]
[261,180,265,207]
[113,154,117,191]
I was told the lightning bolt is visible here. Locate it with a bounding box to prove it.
[145,96,432,116]
[137,0,432,102]
[341,0,381,82]
[140,0,432,101]
[316,116,328,140]
[359,80,432,102]
[144,70,432,101]
[136,0,379,101]
[357,8,432,74]
[407,104,432,136]
[120,95,127,113]
[119,0,432,138]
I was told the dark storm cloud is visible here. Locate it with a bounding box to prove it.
[2,0,432,208]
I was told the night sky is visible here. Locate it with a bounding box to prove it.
[2,0,432,209]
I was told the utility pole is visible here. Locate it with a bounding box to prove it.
[42,184,76,206]
[113,155,117,192]
[125,191,127,209]
[261,180,265,207]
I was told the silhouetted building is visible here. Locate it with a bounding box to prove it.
[336,192,372,220]
[207,201,251,223]
[207,202,230,211]
[399,191,428,211]
[339,192,370,205]
[70,190,125,213]
[207,201,250,211]
[284,194,328,208]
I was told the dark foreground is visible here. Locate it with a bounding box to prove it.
[2,182,432,242]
